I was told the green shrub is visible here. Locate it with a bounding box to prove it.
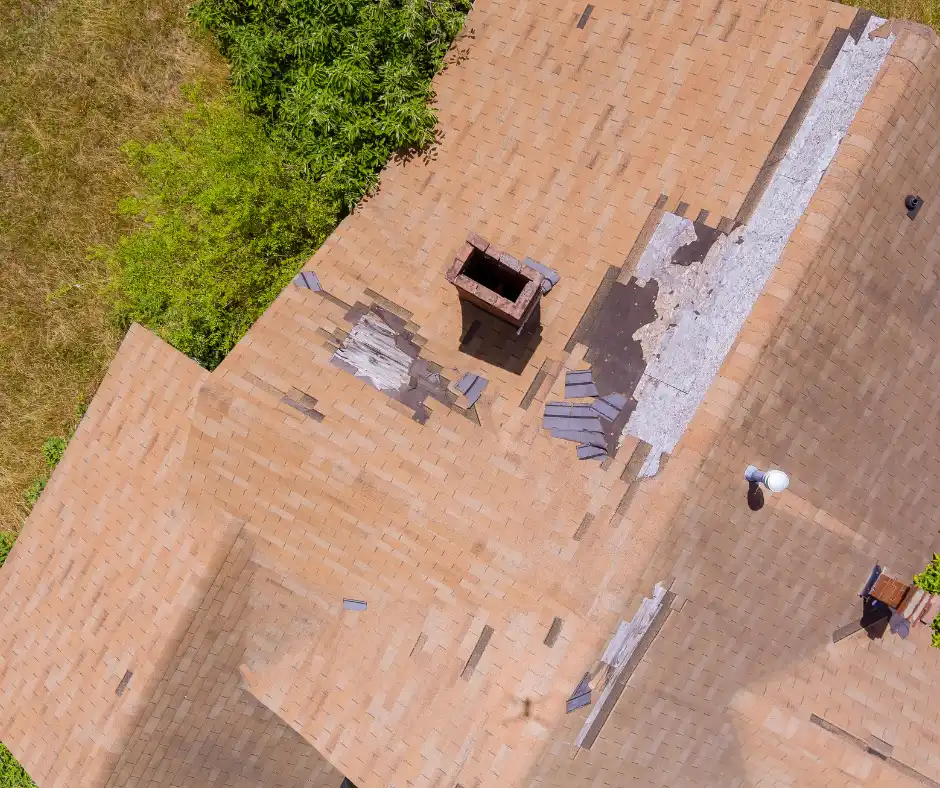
[23,431,72,509]
[41,437,67,468]
[22,478,47,508]
[914,554,940,594]
[189,0,471,209]
[913,554,940,648]
[105,96,338,369]
[0,532,15,571]
[0,742,34,787]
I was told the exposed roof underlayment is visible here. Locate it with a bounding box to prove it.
[623,16,893,476]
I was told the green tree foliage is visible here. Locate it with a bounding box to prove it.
[189,0,471,209]
[0,742,34,788]
[106,96,338,369]
[915,554,940,594]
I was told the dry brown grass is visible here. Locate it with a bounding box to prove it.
[0,0,227,531]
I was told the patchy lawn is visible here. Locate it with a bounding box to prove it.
[842,0,939,29]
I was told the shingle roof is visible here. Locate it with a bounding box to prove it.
[0,326,212,786]
[4,3,940,788]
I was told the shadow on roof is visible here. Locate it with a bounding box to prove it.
[457,299,542,375]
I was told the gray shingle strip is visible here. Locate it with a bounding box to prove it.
[464,376,488,406]
[456,372,488,406]
[551,429,606,448]
[577,445,607,460]
[343,599,367,611]
[115,670,133,697]
[524,257,561,293]
[567,673,592,713]
[591,399,620,421]
[455,372,476,394]
[545,402,595,417]
[565,382,599,398]
[567,692,592,712]
[591,393,628,421]
[566,369,594,385]
[293,270,322,291]
[543,415,604,433]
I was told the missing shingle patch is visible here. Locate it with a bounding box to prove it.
[410,633,428,657]
[461,625,494,679]
[520,359,553,409]
[544,617,563,647]
[576,4,594,29]
[331,305,456,423]
[573,513,594,541]
[282,388,326,421]
[116,670,133,697]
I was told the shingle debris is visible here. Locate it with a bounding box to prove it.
[543,373,628,460]
[524,257,561,294]
[577,444,607,460]
[544,415,604,433]
[565,369,599,398]
[293,270,322,291]
[343,598,367,611]
[566,672,592,712]
[456,372,488,407]
[551,428,606,448]
[591,393,627,421]
[544,402,596,418]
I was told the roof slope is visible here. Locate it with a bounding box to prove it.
[528,20,940,788]
[165,1,885,786]
[102,531,340,788]
[0,325,219,787]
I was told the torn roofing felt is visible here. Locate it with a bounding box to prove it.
[330,304,456,423]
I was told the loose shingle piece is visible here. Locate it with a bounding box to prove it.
[343,599,367,611]
[591,393,627,421]
[565,369,599,398]
[577,444,607,460]
[293,270,322,291]
[544,402,596,418]
[543,415,604,433]
[551,429,606,448]
[544,384,628,459]
[566,673,592,713]
[524,257,561,294]
[456,372,488,406]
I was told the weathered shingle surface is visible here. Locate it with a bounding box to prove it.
[4,4,940,788]
[529,22,940,788]
[0,326,214,787]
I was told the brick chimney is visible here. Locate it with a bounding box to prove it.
[446,233,543,328]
